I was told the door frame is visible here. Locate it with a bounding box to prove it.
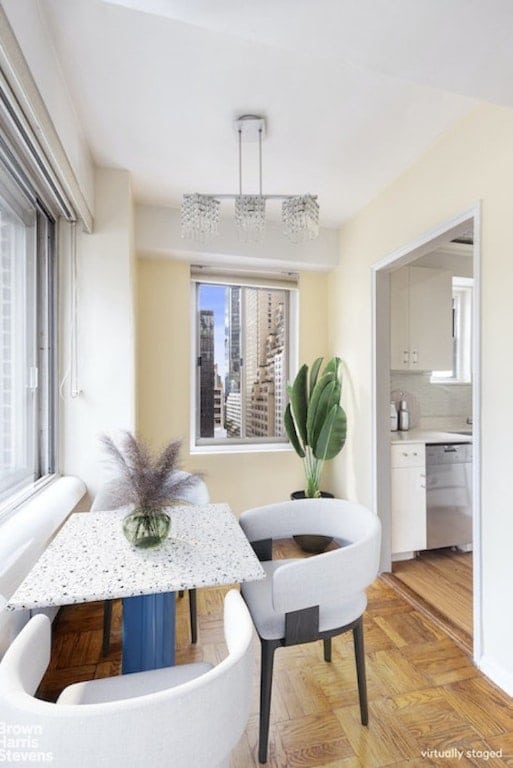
[371,203,482,660]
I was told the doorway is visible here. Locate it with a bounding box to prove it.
[372,206,481,659]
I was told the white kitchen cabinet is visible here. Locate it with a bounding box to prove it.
[390,266,453,371]
[391,443,426,557]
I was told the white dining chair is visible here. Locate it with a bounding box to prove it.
[91,471,210,654]
[0,590,254,768]
[239,498,381,763]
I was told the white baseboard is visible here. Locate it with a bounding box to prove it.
[391,551,416,561]
[478,654,513,696]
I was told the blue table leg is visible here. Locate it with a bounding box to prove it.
[121,592,175,673]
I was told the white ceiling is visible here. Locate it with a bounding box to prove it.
[33,0,513,227]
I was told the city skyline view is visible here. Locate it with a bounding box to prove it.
[198,284,227,381]
[196,283,289,440]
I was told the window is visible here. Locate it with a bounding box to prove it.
[431,276,472,383]
[192,273,297,448]
[0,163,56,507]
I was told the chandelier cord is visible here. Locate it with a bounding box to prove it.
[238,127,242,196]
[259,127,263,196]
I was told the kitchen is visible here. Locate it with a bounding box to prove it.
[387,236,474,649]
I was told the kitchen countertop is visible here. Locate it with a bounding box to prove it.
[390,429,472,445]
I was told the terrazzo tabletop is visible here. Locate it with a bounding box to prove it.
[7,503,265,611]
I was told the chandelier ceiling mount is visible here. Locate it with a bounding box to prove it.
[180,114,319,245]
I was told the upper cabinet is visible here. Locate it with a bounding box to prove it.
[390,265,453,371]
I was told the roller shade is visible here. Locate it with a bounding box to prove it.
[191,265,299,290]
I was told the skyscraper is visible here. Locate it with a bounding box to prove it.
[225,286,241,396]
[224,286,242,437]
[199,309,215,437]
[213,364,224,431]
[244,290,287,438]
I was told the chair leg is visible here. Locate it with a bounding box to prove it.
[189,588,198,644]
[102,600,113,657]
[178,590,185,599]
[259,640,277,764]
[323,637,332,662]
[353,617,368,726]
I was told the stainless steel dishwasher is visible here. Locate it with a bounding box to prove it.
[425,442,473,550]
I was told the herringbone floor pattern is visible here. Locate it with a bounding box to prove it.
[38,559,513,766]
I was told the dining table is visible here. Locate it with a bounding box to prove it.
[6,502,265,673]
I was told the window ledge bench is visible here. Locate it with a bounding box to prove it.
[0,476,86,656]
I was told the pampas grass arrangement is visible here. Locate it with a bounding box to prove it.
[100,432,200,509]
[100,432,202,547]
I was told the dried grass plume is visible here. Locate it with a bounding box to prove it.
[100,432,201,509]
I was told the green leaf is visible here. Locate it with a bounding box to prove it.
[331,378,341,407]
[323,356,341,379]
[308,357,323,398]
[313,404,347,461]
[306,373,336,448]
[289,364,308,445]
[284,403,305,457]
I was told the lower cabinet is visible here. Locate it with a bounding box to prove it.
[391,443,426,557]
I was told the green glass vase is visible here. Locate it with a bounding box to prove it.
[122,508,171,548]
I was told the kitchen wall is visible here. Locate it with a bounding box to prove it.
[136,258,330,514]
[327,102,513,693]
[391,247,473,430]
[390,372,471,430]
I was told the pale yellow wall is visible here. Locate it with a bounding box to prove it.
[327,102,513,689]
[136,260,329,514]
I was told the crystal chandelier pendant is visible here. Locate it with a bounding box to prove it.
[180,116,320,245]
[234,195,266,242]
[282,195,319,244]
[181,193,220,242]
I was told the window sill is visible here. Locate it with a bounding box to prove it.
[190,442,294,456]
[430,379,472,386]
[0,475,86,525]
[0,475,58,524]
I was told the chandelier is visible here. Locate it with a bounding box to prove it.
[180,115,319,244]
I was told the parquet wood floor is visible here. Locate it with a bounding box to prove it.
[392,549,473,638]
[37,544,512,767]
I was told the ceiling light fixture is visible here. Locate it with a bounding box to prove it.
[180,115,319,245]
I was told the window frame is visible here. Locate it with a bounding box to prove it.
[431,276,473,385]
[0,165,58,519]
[190,273,299,454]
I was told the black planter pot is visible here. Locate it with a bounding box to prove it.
[290,490,334,501]
[290,491,334,554]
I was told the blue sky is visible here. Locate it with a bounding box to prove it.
[198,284,226,379]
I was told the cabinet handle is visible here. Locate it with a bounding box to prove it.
[420,483,426,488]
[419,473,426,478]
[413,452,418,456]
[412,350,418,364]
[402,452,408,457]
[403,350,409,364]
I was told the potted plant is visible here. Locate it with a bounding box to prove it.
[285,356,347,498]
[101,432,201,548]
[284,356,347,551]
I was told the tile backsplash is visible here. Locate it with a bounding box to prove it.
[390,372,472,430]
